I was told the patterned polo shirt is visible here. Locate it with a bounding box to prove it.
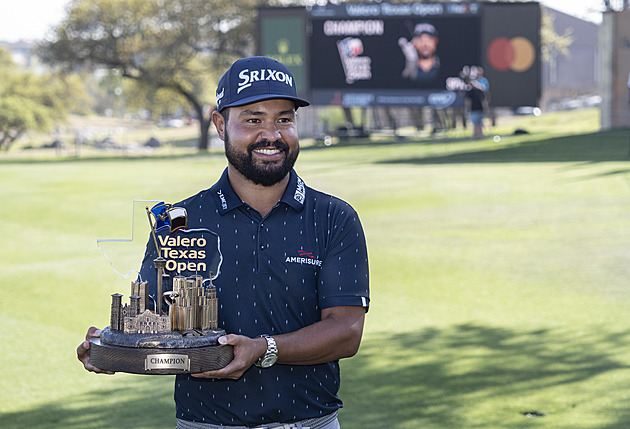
[138,168,370,426]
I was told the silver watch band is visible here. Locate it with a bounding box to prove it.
[255,334,278,368]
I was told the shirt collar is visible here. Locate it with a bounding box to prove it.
[279,169,306,213]
[211,168,246,215]
[211,168,306,215]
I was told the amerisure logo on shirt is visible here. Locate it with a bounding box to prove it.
[285,250,323,267]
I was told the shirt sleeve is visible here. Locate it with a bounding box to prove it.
[317,201,370,311]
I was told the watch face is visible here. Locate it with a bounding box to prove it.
[260,354,278,368]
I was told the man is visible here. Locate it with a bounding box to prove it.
[465,75,486,139]
[399,22,440,82]
[77,56,370,429]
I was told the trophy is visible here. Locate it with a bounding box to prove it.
[89,201,233,374]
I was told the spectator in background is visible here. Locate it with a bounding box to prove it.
[465,75,486,140]
[475,67,489,93]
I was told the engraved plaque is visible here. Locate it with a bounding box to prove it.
[145,354,190,371]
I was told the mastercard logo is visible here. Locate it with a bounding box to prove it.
[487,37,536,72]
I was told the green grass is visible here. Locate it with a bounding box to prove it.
[3,108,630,428]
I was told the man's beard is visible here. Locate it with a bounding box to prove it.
[225,131,299,187]
[418,49,435,60]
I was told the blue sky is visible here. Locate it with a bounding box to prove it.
[0,0,67,42]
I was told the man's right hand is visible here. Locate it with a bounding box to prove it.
[77,326,115,374]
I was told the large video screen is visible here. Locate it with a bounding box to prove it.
[258,2,541,108]
[309,3,482,108]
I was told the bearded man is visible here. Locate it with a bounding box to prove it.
[78,57,370,429]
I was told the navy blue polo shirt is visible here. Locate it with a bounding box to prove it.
[138,168,369,426]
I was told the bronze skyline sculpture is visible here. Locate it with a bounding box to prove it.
[89,202,233,375]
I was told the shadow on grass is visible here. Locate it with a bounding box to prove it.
[5,325,630,429]
[377,131,630,165]
[340,324,630,429]
[0,376,175,429]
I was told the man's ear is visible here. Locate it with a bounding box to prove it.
[212,110,226,141]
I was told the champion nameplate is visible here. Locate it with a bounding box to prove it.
[145,354,190,371]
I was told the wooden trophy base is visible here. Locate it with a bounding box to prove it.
[89,328,233,375]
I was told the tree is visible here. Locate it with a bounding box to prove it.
[0,48,86,151]
[540,8,574,66]
[36,0,270,151]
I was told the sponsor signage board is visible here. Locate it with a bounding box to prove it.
[259,2,541,108]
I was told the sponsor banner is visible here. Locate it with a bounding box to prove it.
[310,2,480,19]
[258,7,308,95]
[311,88,465,108]
[481,2,541,107]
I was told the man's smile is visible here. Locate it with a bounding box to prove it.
[253,147,283,156]
[249,140,290,162]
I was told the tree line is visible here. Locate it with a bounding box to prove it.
[1,0,576,151]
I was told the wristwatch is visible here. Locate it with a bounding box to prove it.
[255,334,278,368]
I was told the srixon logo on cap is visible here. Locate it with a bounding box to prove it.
[237,68,294,94]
